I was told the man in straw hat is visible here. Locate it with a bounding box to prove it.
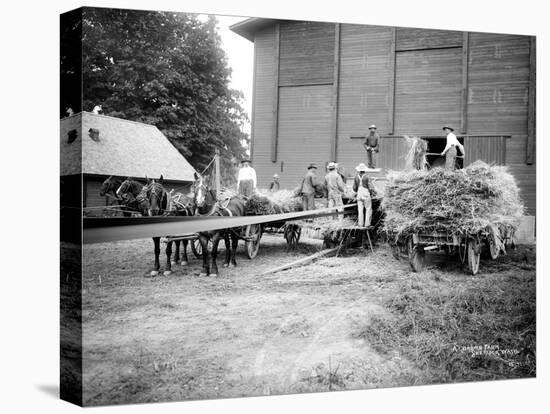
[353,163,377,227]
[363,124,380,169]
[441,125,464,170]
[299,163,318,211]
[324,162,346,219]
[237,159,257,197]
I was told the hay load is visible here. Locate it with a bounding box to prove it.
[382,161,524,241]
[219,188,303,215]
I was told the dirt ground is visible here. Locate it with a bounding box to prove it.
[80,233,536,406]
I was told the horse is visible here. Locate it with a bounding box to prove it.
[115,178,148,215]
[191,173,247,277]
[140,176,195,277]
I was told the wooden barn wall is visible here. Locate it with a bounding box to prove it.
[251,26,278,189]
[337,24,393,175]
[84,178,105,207]
[394,47,462,135]
[277,85,333,188]
[466,32,535,214]
[396,27,462,51]
[279,21,335,86]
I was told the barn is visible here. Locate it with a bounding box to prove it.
[60,111,196,208]
[230,19,536,225]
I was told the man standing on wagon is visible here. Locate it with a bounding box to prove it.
[237,159,257,198]
[353,163,377,227]
[441,125,464,170]
[363,124,380,169]
[324,162,345,219]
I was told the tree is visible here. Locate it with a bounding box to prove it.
[79,8,249,179]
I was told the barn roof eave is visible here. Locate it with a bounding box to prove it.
[229,17,279,41]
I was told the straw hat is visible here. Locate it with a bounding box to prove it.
[327,162,337,170]
[368,124,377,129]
[355,163,368,172]
[307,163,317,170]
[241,159,251,164]
[273,174,279,178]
[442,125,454,132]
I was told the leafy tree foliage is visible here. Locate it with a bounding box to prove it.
[77,8,248,178]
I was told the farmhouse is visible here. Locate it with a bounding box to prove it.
[230,19,536,221]
[60,111,196,208]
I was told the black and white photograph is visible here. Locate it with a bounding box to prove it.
[57,3,540,407]
[3,0,548,413]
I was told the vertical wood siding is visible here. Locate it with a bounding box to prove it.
[336,24,393,175]
[279,21,335,86]
[467,32,534,214]
[394,47,462,136]
[250,23,535,214]
[251,26,277,188]
[85,179,105,207]
[376,136,410,171]
[277,85,332,189]
[396,27,462,51]
[464,136,507,166]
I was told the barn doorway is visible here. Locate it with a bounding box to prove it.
[425,137,464,169]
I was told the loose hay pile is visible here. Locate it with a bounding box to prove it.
[382,161,524,241]
[219,187,303,215]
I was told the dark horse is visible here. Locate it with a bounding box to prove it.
[140,176,194,277]
[192,173,247,277]
[116,178,149,215]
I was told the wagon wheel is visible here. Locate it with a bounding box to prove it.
[407,238,425,272]
[457,240,467,264]
[284,224,301,249]
[466,238,481,275]
[245,224,262,259]
[487,231,500,260]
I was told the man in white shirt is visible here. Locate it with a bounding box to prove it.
[237,159,257,197]
[441,125,464,170]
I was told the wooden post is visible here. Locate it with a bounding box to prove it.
[526,36,536,165]
[214,148,221,198]
[388,28,397,135]
[330,23,341,162]
[271,23,281,163]
[460,32,469,134]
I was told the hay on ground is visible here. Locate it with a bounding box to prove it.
[381,161,524,241]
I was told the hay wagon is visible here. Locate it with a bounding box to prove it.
[165,220,302,261]
[391,224,513,275]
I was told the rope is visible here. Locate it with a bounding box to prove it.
[199,156,216,177]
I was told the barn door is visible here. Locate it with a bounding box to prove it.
[394,48,462,136]
[277,85,332,188]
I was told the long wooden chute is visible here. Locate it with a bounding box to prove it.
[82,204,357,244]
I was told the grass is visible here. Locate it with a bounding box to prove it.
[353,246,536,384]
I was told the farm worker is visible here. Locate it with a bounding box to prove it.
[269,174,280,192]
[336,163,347,184]
[353,163,376,227]
[325,162,345,219]
[441,125,464,170]
[363,124,380,169]
[300,163,318,211]
[237,159,257,198]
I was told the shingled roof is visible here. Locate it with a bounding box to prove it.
[60,112,196,181]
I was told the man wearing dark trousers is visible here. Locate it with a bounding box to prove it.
[300,163,318,211]
[363,124,380,169]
